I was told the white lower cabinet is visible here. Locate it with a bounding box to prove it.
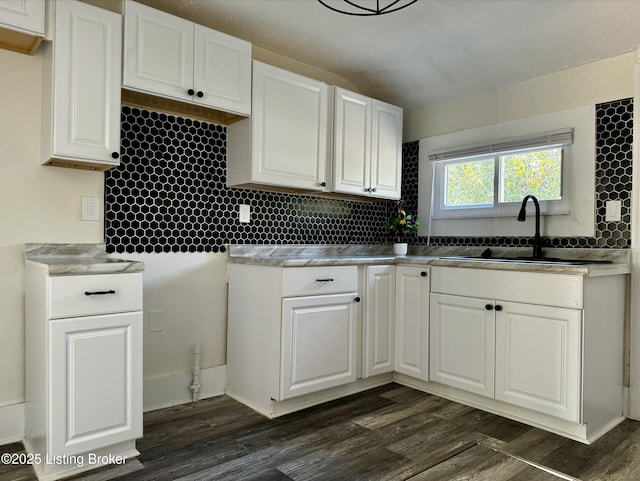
[50,313,143,456]
[395,266,430,381]
[429,294,495,397]
[280,293,357,399]
[227,264,364,418]
[363,265,396,377]
[430,294,580,421]
[494,301,581,422]
[422,266,625,444]
[25,267,143,481]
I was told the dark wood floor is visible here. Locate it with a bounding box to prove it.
[2,383,640,481]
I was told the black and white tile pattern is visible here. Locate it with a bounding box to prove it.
[404,98,633,249]
[106,107,397,253]
[106,99,632,253]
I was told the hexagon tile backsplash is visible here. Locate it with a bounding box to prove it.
[105,99,632,253]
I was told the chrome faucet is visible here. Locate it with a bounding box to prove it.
[517,195,544,258]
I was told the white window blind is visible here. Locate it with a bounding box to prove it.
[428,128,574,162]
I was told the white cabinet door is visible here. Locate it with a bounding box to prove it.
[364,265,395,377]
[47,0,122,167]
[370,100,402,200]
[251,61,329,191]
[395,266,429,380]
[50,312,143,456]
[280,292,358,400]
[429,294,495,397]
[495,302,582,422]
[123,0,251,116]
[332,88,402,200]
[194,24,251,115]
[333,87,371,196]
[123,0,194,103]
[0,0,44,35]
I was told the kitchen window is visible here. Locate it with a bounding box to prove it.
[430,129,573,219]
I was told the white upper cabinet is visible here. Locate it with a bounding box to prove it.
[123,0,251,116]
[194,25,251,114]
[123,1,193,102]
[0,0,44,35]
[0,0,44,54]
[333,87,402,199]
[41,0,122,170]
[227,61,330,192]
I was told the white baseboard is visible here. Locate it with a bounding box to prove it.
[0,402,25,446]
[0,366,228,445]
[143,364,226,412]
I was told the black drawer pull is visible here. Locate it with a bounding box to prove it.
[485,304,493,310]
[316,278,334,282]
[495,305,503,311]
[84,290,116,296]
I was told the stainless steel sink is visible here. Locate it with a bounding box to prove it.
[439,256,612,265]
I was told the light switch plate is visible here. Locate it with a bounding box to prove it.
[239,204,251,223]
[605,200,621,222]
[81,196,100,221]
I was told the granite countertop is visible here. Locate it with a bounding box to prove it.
[228,245,631,277]
[25,244,144,276]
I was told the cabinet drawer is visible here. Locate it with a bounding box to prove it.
[282,266,357,297]
[49,273,143,319]
[431,267,583,309]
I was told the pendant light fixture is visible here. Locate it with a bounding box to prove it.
[317,0,418,16]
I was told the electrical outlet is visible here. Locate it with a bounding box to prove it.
[605,200,622,222]
[148,309,165,333]
[239,204,251,223]
[82,196,100,221]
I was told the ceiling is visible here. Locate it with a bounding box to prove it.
[140,0,640,111]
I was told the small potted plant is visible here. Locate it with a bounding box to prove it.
[384,200,419,255]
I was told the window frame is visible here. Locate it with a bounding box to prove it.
[431,139,571,220]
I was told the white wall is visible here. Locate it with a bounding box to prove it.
[404,51,636,240]
[0,37,357,418]
[419,106,596,238]
[404,51,636,142]
[115,253,229,411]
[0,48,104,408]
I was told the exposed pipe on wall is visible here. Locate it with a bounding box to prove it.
[190,344,201,403]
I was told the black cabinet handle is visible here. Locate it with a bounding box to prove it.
[85,290,116,296]
[371,188,377,192]
[187,88,195,96]
[495,305,503,311]
[354,296,361,303]
[420,271,427,277]
[111,152,119,159]
[196,91,204,98]
[320,182,327,187]
[485,304,493,310]
[316,278,334,282]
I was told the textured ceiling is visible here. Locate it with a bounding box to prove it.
[139,0,640,110]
